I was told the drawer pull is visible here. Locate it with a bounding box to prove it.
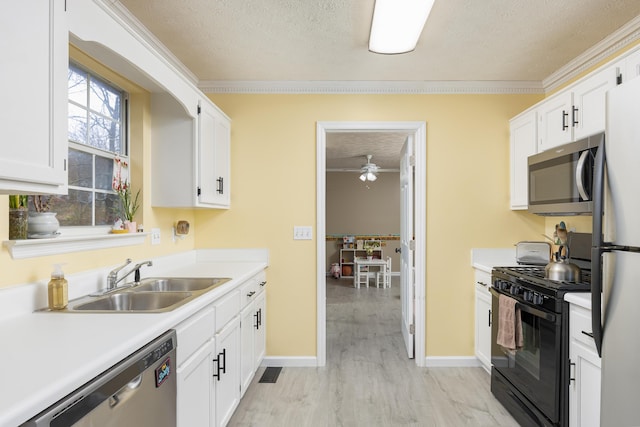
[477,281,487,287]
[259,281,267,287]
[247,291,256,297]
[581,330,594,339]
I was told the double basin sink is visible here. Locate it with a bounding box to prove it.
[65,277,231,313]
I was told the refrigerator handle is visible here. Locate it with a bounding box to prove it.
[591,247,604,357]
[592,140,605,246]
[591,138,605,357]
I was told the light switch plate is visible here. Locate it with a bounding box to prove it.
[293,226,312,240]
[151,228,161,245]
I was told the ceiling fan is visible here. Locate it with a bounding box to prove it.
[359,155,379,182]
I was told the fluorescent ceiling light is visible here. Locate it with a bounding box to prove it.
[369,0,435,54]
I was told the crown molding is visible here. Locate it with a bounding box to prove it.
[105,0,199,85]
[543,15,640,93]
[199,80,544,95]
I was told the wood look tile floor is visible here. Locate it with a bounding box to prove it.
[228,277,519,427]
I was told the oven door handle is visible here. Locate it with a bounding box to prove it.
[490,288,556,322]
[516,302,556,322]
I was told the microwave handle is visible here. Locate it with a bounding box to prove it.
[576,150,591,201]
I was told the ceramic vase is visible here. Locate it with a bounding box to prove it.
[27,212,60,237]
[125,221,137,233]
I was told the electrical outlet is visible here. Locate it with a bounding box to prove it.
[151,228,161,245]
[293,226,313,240]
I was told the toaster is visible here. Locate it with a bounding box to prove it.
[515,241,551,265]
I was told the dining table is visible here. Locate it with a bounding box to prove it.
[353,257,388,288]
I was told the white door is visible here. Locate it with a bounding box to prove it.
[400,136,415,358]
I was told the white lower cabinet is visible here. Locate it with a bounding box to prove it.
[214,315,241,427]
[240,284,267,396]
[175,269,267,427]
[177,339,215,426]
[569,303,601,427]
[474,269,492,372]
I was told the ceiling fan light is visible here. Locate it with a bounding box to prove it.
[368,172,377,181]
[368,0,435,54]
[359,173,367,181]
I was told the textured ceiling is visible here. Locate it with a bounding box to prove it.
[114,0,640,167]
[118,0,640,82]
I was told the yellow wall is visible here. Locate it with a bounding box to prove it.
[197,93,546,357]
[0,46,196,287]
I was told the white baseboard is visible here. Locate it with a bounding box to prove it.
[261,356,318,368]
[424,356,482,368]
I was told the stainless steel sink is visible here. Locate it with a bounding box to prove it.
[70,291,193,312]
[132,277,231,293]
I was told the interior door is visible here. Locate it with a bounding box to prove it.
[400,136,415,358]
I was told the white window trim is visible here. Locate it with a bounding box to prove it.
[3,232,149,260]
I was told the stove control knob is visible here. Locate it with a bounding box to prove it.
[510,285,521,296]
[523,290,532,302]
[532,293,544,305]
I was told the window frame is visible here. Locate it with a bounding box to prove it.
[63,61,131,231]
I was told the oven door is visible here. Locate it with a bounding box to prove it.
[490,288,564,424]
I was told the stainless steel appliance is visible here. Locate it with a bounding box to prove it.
[490,235,591,427]
[527,133,602,216]
[22,330,176,427]
[591,76,640,425]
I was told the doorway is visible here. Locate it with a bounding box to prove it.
[316,121,426,367]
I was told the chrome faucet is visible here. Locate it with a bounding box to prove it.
[106,259,153,290]
[106,258,132,290]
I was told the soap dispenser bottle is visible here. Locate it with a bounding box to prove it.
[48,263,68,310]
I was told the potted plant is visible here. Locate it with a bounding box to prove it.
[364,240,380,260]
[27,195,60,237]
[116,183,140,233]
[8,195,28,239]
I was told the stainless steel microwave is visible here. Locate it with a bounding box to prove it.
[527,132,603,215]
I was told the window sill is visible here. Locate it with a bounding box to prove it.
[3,232,149,260]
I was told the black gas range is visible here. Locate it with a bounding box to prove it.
[492,265,591,312]
[490,264,591,427]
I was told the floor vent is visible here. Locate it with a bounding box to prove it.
[259,367,282,383]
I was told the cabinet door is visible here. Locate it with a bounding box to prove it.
[177,339,215,427]
[198,100,231,208]
[572,67,617,140]
[0,1,68,194]
[623,49,640,82]
[475,283,492,372]
[538,91,573,151]
[214,316,241,427]
[510,111,537,210]
[569,342,602,427]
[254,291,266,371]
[240,302,256,397]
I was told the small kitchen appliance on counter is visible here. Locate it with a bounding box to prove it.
[490,233,591,427]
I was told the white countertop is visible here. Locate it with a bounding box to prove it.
[470,248,518,273]
[0,249,268,427]
[565,292,592,310]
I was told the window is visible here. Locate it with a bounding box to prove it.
[52,63,130,227]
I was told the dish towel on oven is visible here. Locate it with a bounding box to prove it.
[496,294,524,351]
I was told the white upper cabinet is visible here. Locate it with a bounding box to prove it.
[198,101,231,208]
[622,49,640,82]
[572,66,619,140]
[537,91,574,152]
[151,95,231,209]
[537,63,619,151]
[0,1,68,194]
[510,110,537,210]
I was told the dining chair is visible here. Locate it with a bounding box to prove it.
[376,257,392,288]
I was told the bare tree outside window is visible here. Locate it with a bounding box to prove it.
[58,64,129,227]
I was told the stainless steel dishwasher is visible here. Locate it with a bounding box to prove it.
[22,330,177,427]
